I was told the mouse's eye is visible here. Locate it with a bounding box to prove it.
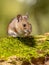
[23,24,26,27]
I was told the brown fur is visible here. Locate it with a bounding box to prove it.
[7,14,32,37]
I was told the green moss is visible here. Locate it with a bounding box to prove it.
[0,36,49,60]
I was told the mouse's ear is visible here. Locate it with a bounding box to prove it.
[17,14,22,22]
[24,13,29,20]
[25,12,29,18]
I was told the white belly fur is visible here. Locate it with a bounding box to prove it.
[8,29,18,37]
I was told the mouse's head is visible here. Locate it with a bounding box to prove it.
[16,14,32,36]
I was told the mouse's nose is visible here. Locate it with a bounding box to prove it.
[27,29,32,34]
[29,29,32,33]
[29,24,32,32]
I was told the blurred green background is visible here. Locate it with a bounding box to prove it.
[0,0,49,37]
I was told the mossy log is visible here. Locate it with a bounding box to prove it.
[0,35,49,65]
